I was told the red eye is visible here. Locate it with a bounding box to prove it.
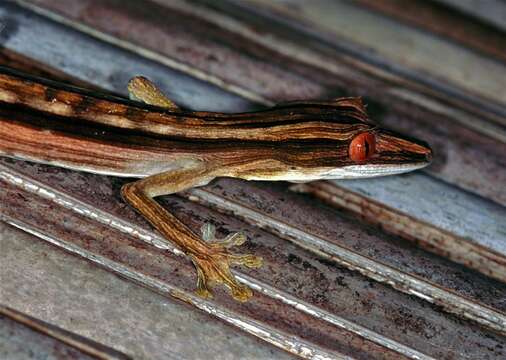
[349,132,376,162]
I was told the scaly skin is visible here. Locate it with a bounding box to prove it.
[0,67,432,301]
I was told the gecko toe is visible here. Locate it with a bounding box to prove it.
[230,254,263,268]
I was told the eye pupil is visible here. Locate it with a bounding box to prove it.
[349,132,376,162]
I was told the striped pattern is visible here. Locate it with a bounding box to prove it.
[0,66,430,177]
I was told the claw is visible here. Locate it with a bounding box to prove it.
[190,222,263,302]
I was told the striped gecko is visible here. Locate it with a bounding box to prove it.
[0,66,432,301]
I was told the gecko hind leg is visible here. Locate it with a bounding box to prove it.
[121,166,263,302]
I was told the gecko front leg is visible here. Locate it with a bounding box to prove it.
[128,76,180,110]
[121,162,263,301]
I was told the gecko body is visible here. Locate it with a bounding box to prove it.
[0,67,431,301]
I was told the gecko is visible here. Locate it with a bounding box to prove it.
[0,66,432,301]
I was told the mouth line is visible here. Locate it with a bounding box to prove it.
[355,161,429,174]
[322,161,429,179]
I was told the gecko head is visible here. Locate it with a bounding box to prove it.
[322,126,433,179]
[257,97,432,181]
[272,125,432,183]
[304,97,432,179]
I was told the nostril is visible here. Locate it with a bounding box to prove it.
[425,148,433,163]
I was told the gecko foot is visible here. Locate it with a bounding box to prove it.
[190,223,263,302]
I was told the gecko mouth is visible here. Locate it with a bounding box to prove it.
[322,161,429,179]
